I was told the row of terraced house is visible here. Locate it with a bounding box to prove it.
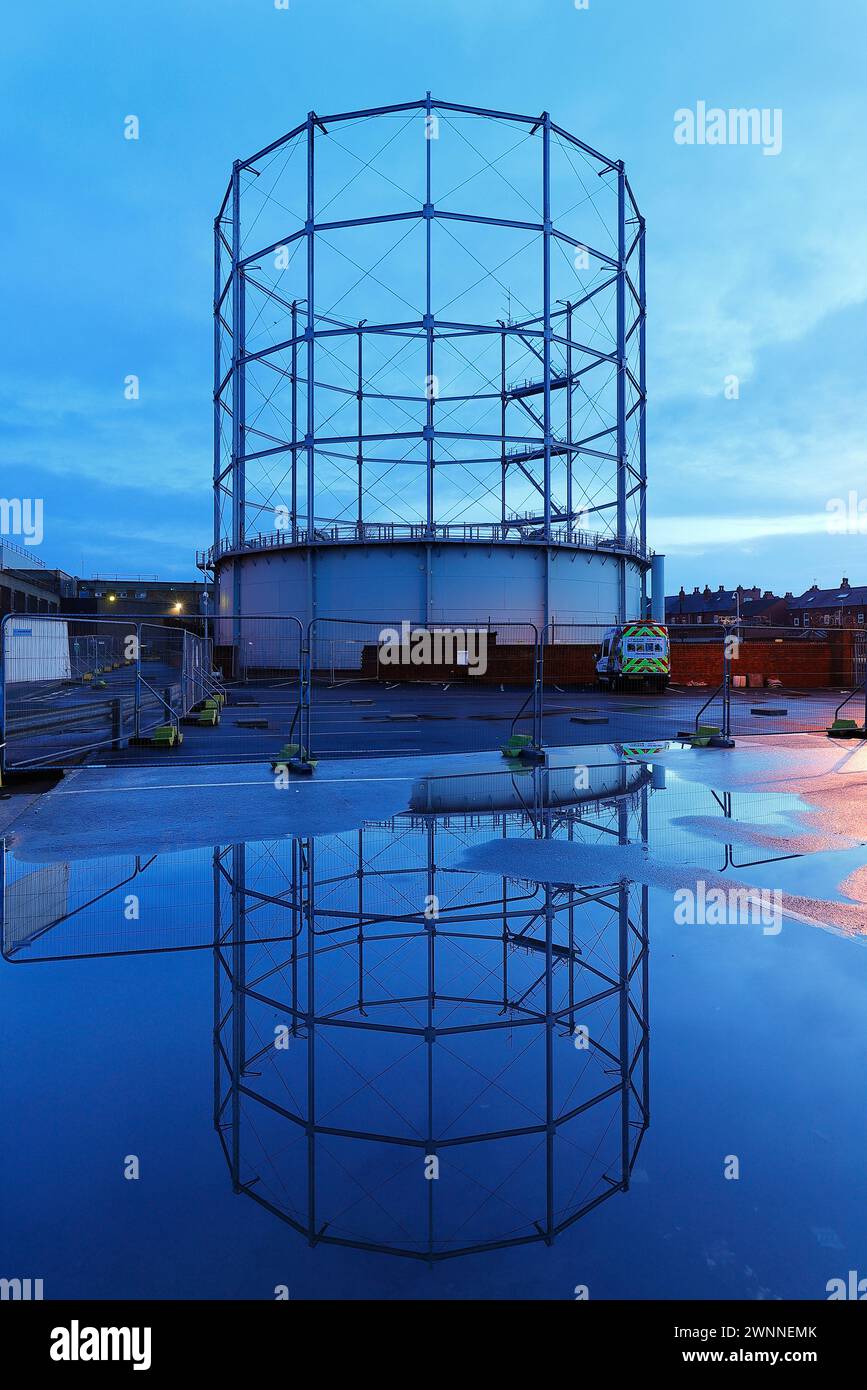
[666,578,867,629]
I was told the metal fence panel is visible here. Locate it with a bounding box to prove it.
[723,625,867,736]
[11,614,863,771]
[304,617,540,761]
[212,612,303,682]
[175,614,306,764]
[1,614,210,771]
[540,622,867,745]
[540,622,716,748]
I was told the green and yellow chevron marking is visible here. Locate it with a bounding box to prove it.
[622,622,668,640]
[622,656,668,673]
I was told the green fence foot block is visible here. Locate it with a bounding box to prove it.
[271,743,301,769]
[827,719,867,739]
[273,757,317,777]
[517,745,545,763]
[690,725,720,748]
[501,733,533,758]
[152,724,182,748]
[287,757,317,775]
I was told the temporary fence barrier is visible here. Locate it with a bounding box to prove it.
[9,612,866,772]
[0,613,216,772]
[539,622,867,746]
[299,617,541,762]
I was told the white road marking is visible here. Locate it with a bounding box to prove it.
[53,770,429,794]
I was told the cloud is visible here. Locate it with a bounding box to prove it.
[654,512,834,550]
[0,378,208,497]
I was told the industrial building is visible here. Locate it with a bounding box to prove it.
[0,541,72,616]
[0,544,211,622]
[200,98,658,657]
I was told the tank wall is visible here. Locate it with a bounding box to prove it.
[548,549,643,626]
[428,546,543,624]
[215,543,647,664]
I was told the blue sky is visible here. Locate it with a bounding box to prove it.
[3,0,866,593]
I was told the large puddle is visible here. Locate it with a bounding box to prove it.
[2,743,865,1297]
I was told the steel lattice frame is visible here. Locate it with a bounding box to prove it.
[209,98,647,615]
[213,779,651,1261]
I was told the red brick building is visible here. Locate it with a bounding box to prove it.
[666,584,787,627]
[787,578,867,629]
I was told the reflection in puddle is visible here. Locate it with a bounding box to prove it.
[2,751,866,1263]
[3,764,652,1261]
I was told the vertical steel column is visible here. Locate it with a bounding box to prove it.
[500,812,509,1013]
[542,114,552,541]
[616,163,628,622]
[638,216,647,610]
[230,842,246,1192]
[212,219,222,557]
[306,116,316,537]
[291,300,298,540]
[304,839,317,1242]
[640,784,650,1127]
[212,848,222,1130]
[566,301,573,536]
[230,162,244,552]
[617,798,631,1189]
[298,620,312,762]
[356,322,364,532]
[425,814,436,1259]
[500,322,507,531]
[290,836,300,1036]
[230,162,245,647]
[544,878,555,1241]
[355,828,365,1011]
[424,94,435,536]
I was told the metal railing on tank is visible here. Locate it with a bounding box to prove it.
[198,525,649,569]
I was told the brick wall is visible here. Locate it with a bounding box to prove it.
[356,633,859,689]
[674,637,849,688]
